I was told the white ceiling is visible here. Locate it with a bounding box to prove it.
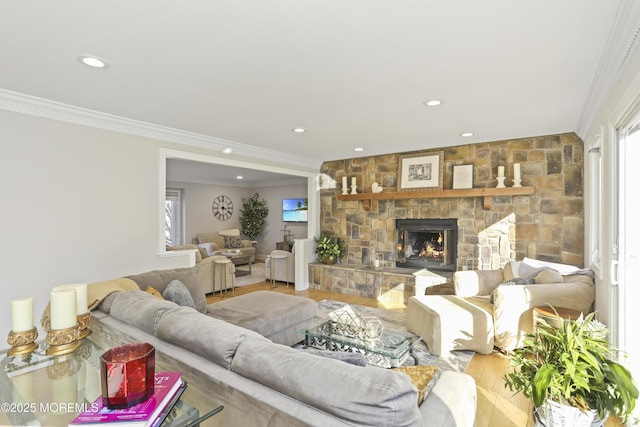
[1,1,637,179]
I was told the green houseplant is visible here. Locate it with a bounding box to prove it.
[314,234,345,264]
[239,193,269,240]
[504,309,638,426]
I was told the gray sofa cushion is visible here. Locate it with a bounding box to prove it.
[206,290,317,345]
[298,347,367,366]
[155,306,269,370]
[127,265,208,313]
[232,336,422,427]
[109,290,178,334]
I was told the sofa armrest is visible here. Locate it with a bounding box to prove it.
[453,270,505,297]
[492,280,595,350]
[420,370,476,427]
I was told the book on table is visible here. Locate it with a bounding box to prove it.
[69,372,185,427]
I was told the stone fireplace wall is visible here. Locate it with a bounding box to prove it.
[318,132,585,271]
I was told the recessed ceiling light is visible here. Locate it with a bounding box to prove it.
[461,132,474,137]
[354,147,364,152]
[222,148,232,154]
[292,127,306,133]
[236,175,244,180]
[77,55,109,69]
[424,99,442,107]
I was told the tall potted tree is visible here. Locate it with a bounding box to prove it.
[239,193,269,240]
[504,309,638,426]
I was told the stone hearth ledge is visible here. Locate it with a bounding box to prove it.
[308,263,453,303]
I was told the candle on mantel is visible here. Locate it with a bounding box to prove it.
[342,176,347,189]
[50,289,77,330]
[351,177,356,186]
[514,163,521,180]
[53,283,88,315]
[11,297,34,332]
[497,166,505,177]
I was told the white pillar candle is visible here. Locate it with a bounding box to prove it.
[514,163,521,180]
[497,166,505,177]
[53,283,88,315]
[351,177,356,186]
[342,176,347,188]
[11,297,34,332]
[50,289,77,330]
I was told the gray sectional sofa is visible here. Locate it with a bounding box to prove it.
[92,265,477,427]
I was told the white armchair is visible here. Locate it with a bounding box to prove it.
[265,250,295,286]
[452,260,595,351]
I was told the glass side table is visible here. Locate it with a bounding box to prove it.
[0,330,223,426]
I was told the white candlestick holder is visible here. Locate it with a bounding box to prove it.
[512,178,522,188]
[341,185,349,195]
[496,177,506,188]
[350,185,358,195]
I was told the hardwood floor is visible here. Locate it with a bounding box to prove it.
[207,282,622,426]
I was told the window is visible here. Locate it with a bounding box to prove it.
[165,188,184,246]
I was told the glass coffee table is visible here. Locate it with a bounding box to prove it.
[0,322,224,426]
[298,319,420,368]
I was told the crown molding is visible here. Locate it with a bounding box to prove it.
[0,88,321,171]
[577,0,640,139]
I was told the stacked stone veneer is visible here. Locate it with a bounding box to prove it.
[314,132,585,298]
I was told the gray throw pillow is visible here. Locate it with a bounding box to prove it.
[162,280,196,308]
[224,235,242,248]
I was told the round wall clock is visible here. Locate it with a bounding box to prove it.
[212,195,233,221]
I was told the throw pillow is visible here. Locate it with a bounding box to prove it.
[534,269,563,284]
[162,280,196,308]
[391,365,439,405]
[224,235,242,249]
[197,246,209,259]
[145,286,164,299]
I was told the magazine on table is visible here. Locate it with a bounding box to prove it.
[69,372,185,427]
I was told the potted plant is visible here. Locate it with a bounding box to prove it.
[504,309,638,427]
[315,234,345,264]
[239,193,269,240]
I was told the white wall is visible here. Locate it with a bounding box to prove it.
[0,109,317,346]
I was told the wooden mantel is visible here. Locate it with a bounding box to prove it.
[337,186,535,210]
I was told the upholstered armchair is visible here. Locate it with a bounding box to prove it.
[452,259,595,351]
[265,250,295,286]
[195,229,256,262]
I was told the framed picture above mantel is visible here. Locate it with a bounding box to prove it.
[398,151,444,191]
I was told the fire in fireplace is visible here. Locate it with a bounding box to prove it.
[396,218,458,271]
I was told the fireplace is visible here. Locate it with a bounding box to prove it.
[396,218,458,271]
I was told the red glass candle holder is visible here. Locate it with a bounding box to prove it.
[100,342,155,409]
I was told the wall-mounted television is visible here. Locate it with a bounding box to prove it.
[282,197,308,222]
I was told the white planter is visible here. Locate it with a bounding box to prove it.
[534,400,607,427]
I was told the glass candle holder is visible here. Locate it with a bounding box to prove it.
[100,343,155,409]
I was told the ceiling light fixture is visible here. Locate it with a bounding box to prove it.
[461,132,474,137]
[236,175,244,180]
[292,127,306,133]
[354,147,364,152]
[77,55,109,69]
[424,99,442,107]
[222,148,232,154]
